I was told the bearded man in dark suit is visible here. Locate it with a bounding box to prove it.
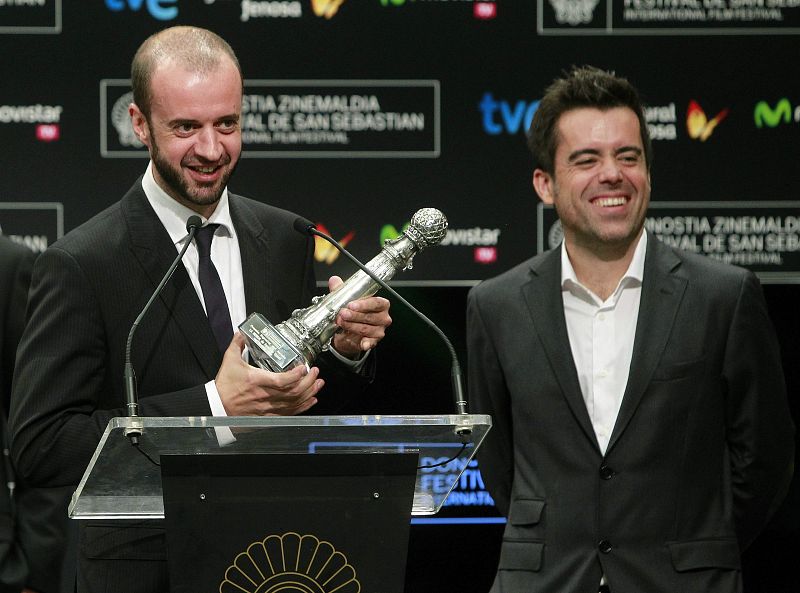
[467,66,794,593]
[9,27,391,593]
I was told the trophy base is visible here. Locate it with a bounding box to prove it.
[239,313,309,373]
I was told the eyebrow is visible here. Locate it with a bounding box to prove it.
[166,113,240,127]
[567,146,643,163]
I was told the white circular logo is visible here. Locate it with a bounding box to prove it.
[111,92,143,148]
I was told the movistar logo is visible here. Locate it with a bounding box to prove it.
[754,98,799,128]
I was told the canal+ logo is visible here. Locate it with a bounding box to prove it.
[479,93,540,135]
[105,0,178,20]
[754,98,800,129]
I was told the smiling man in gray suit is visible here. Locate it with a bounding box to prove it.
[467,66,794,593]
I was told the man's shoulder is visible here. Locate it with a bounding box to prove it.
[229,192,299,224]
[49,201,125,260]
[470,251,553,302]
[650,237,752,286]
[40,180,146,266]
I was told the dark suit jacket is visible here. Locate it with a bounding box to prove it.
[8,180,368,592]
[467,236,795,593]
[0,235,72,593]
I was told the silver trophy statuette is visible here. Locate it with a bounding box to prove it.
[240,208,448,373]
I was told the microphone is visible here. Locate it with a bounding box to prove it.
[294,217,470,427]
[123,215,203,443]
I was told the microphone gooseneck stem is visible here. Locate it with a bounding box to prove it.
[308,226,470,419]
[124,216,202,442]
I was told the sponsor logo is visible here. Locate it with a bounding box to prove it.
[311,0,345,18]
[644,102,677,141]
[104,0,178,20]
[474,247,497,264]
[111,91,143,149]
[0,202,64,252]
[421,457,496,508]
[441,226,500,247]
[36,124,60,142]
[0,0,61,34]
[313,223,354,264]
[474,2,496,19]
[686,100,729,141]
[754,98,799,128]
[539,0,800,35]
[240,0,302,20]
[479,93,540,135]
[0,104,63,141]
[381,223,500,264]
[547,0,599,25]
[379,0,497,17]
[101,80,148,157]
[0,104,62,124]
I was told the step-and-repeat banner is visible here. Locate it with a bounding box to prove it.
[2,1,799,283]
[2,3,799,591]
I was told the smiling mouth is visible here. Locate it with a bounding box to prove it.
[190,165,219,174]
[593,196,628,207]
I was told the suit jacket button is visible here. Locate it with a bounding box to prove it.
[599,465,615,480]
[598,540,613,554]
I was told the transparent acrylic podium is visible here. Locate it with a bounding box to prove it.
[69,414,491,519]
[69,415,491,593]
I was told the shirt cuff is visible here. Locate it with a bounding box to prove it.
[328,342,371,372]
[205,379,235,446]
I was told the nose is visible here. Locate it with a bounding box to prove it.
[598,157,623,184]
[194,126,223,162]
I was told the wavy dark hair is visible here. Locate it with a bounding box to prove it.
[527,66,652,175]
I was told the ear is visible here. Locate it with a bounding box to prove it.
[129,103,151,149]
[532,169,555,204]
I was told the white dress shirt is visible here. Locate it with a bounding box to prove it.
[142,162,243,418]
[141,162,366,424]
[560,231,648,455]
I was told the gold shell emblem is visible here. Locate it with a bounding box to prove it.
[220,532,361,593]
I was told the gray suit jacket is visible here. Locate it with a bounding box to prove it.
[467,236,794,593]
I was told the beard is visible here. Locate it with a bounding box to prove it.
[149,131,239,209]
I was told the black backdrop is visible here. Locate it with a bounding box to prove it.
[1,1,799,591]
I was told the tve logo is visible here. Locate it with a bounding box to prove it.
[754,98,799,128]
[479,92,540,135]
[105,0,178,20]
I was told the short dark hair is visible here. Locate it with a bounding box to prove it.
[131,26,242,119]
[527,66,652,175]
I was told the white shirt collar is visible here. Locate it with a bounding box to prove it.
[560,230,648,304]
[141,161,235,245]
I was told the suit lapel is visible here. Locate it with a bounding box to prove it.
[523,250,599,450]
[606,238,687,454]
[122,181,221,378]
[229,195,271,320]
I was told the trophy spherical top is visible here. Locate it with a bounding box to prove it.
[409,208,448,247]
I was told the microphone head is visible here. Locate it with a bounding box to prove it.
[186,215,203,233]
[293,216,317,236]
[405,208,448,248]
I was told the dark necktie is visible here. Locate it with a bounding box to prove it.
[194,224,234,353]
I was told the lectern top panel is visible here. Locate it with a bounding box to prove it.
[69,414,491,520]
